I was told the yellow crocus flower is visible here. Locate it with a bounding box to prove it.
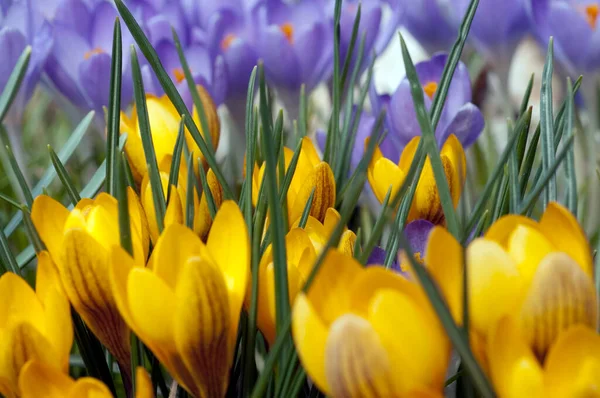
[31,190,150,381]
[367,134,466,225]
[424,202,596,361]
[252,137,336,225]
[121,86,220,183]
[253,207,356,344]
[141,156,223,243]
[18,360,154,398]
[109,201,249,397]
[292,249,450,397]
[488,318,600,398]
[0,253,72,398]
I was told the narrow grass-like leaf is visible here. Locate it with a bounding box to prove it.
[279,139,302,207]
[298,84,307,141]
[172,28,214,151]
[49,145,82,204]
[20,207,45,254]
[114,0,233,198]
[340,3,361,87]
[297,189,316,229]
[197,158,216,219]
[167,115,185,202]
[383,187,412,268]
[520,134,574,214]
[518,123,541,196]
[258,64,290,340]
[400,34,460,236]
[540,38,556,206]
[130,46,166,232]
[116,156,133,256]
[0,192,19,209]
[519,74,535,116]
[0,225,19,274]
[3,144,33,207]
[16,245,35,269]
[186,152,196,229]
[323,0,343,164]
[0,46,31,123]
[106,18,123,196]
[564,77,577,214]
[508,120,521,213]
[472,209,489,238]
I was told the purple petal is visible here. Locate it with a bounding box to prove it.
[90,1,119,51]
[438,103,485,148]
[316,129,326,153]
[388,79,433,147]
[366,246,388,265]
[52,0,92,38]
[547,3,592,73]
[374,0,404,54]
[78,52,112,110]
[259,26,300,90]
[222,39,258,97]
[404,219,434,257]
[295,22,329,91]
[401,0,456,54]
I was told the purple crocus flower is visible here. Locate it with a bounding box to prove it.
[45,0,134,112]
[254,0,334,120]
[369,52,484,163]
[0,0,53,119]
[400,0,457,54]
[448,0,531,65]
[529,0,600,75]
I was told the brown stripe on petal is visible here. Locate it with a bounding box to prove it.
[325,314,395,398]
[309,163,336,223]
[520,252,598,360]
[11,322,59,386]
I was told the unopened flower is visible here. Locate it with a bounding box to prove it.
[18,360,154,398]
[367,134,466,225]
[252,137,336,225]
[292,249,450,396]
[252,208,356,343]
[121,89,220,183]
[425,202,596,361]
[0,253,72,398]
[109,201,249,397]
[31,191,150,380]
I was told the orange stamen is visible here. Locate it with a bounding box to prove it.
[173,68,186,83]
[221,33,236,50]
[423,81,438,99]
[280,23,294,44]
[585,3,600,29]
[84,47,104,60]
[400,251,425,273]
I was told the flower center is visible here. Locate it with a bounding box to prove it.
[172,67,185,83]
[423,82,438,99]
[221,33,236,50]
[279,23,294,44]
[84,47,104,60]
[585,3,600,29]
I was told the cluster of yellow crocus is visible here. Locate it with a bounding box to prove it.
[367,135,466,225]
[0,253,72,397]
[423,201,598,396]
[121,86,220,183]
[31,190,150,380]
[109,201,249,397]
[251,208,356,343]
[292,249,450,397]
[252,137,336,225]
[140,155,222,243]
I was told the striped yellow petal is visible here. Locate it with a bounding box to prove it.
[519,253,597,359]
[30,195,70,260]
[368,155,405,205]
[194,168,223,240]
[289,162,336,224]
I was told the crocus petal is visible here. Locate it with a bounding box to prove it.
[405,219,435,259]
[325,313,394,397]
[290,162,336,223]
[338,230,356,256]
[194,169,224,239]
[398,136,420,171]
[135,367,155,398]
[538,202,593,277]
[174,257,231,398]
[438,103,485,148]
[368,156,406,204]
[19,360,74,398]
[60,229,130,371]
[483,214,540,248]
[31,195,70,261]
[487,316,544,398]
[467,238,523,336]
[78,52,112,110]
[506,225,554,288]
[206,201,249,341]
[0,272,45,328]
[544,325,600,397]
[67,378,113,398]
[520,253,597,359]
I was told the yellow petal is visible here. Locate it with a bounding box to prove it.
[507,225,554,288]
[322,207,341,237]
[467,238,523,336]
[369,289,449,394]
[520,252,597,359]
[174,257,231,398]
[484,214,540,249]
[300,136,322,166]
[338,230,356,256]
[141,173,171,244]
[292,293,331,395]
[188,85,221,169]
[440,134,467,205]
[19,360,74,398]
[0,272,45,329]
[544,325,600,398]
[67,378,113,398]
[325,313,395,397]
[60,229,131,370]
[35,251,62,299]
[289,162,336,224]
[487,316,544,398]
[122,112,147,183]
[127,187,150,262]
[424,227,464,324]
[539,202,594,277]
[206,200,249,339]
[30,195,69,260]
[367,156,405,204]
[81,204,121,254]
[37,283,73,371]
[164,184,183,231]
[194,168,223,239]
[398,136,420,171]
[306,249,363,324]
[135,367,155,398]
[293,216,327,252]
